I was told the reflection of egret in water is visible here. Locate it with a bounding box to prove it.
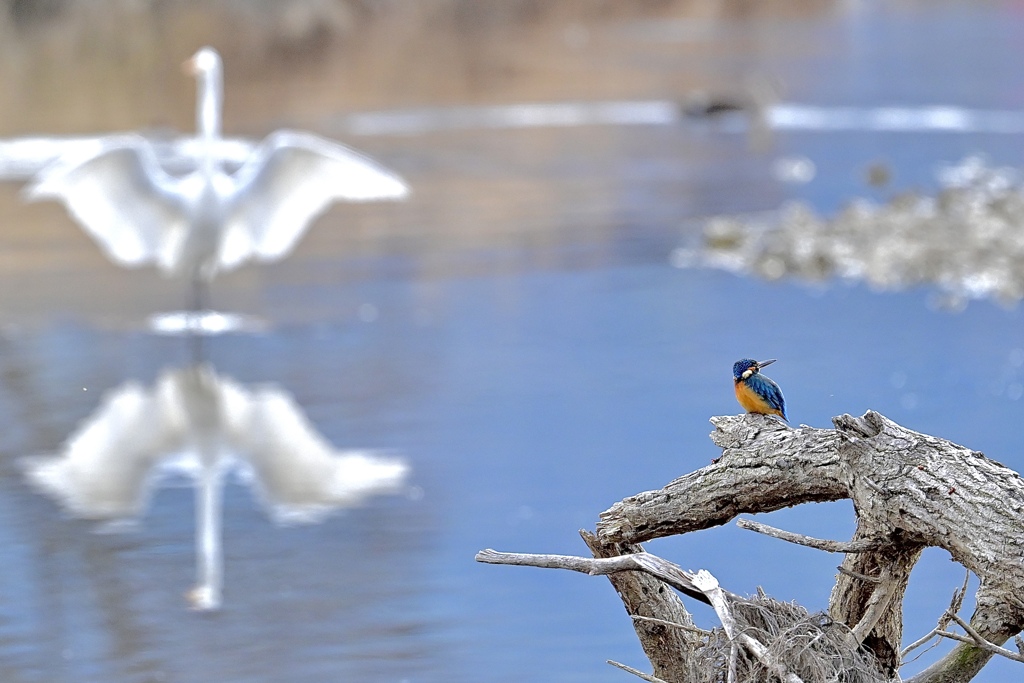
[23,46,409,311]
[22,364,408,611]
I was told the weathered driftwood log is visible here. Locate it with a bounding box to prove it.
[595,411,1024,683]
[479,411,1024,683]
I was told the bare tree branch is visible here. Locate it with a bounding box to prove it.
[836,565,883,583]
[950,570,970,620]
[606,659,670,683]
[630,614,710,636]
[938,611,1024,664]
[900,573,972,663]
[474,548,712,605]
[736,518,882,553]
[597,417,847,545]
[901,629,943,664]
[475,548,637,574]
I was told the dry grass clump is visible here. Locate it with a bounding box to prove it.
[683,589,887,683]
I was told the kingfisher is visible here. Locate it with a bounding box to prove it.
[733,358,787,421]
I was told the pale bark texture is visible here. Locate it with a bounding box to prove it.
[480,411,1024,683]
[592,411,1024,683]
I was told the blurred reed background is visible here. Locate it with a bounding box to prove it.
[0,0,822,132]
[0,0,817,324]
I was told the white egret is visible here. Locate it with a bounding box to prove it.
[24,47,409,308]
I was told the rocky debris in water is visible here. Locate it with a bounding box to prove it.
[686,156,1024,308]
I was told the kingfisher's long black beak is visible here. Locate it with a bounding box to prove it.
[756,359,777,369]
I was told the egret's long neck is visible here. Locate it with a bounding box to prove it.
[195,66,223,145]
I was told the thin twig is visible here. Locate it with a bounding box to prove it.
[606,659,670,683]
[630,614,711,635]
[475,548,712,605]
[903,635,944,666]
[837,565,882,583]
[901,572,973,660]
[901,627,941,660]
[935,630,978,646]
[941,612,1024,664]
[476,548,641,574]
[944,570,970,629]
[736,519,881,553]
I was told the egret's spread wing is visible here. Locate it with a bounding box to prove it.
[24,135,189,268]
[221,130,409,266]
[218,379,408,523]
[21,378,188,519]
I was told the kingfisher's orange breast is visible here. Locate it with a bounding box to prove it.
[734,380,784,417]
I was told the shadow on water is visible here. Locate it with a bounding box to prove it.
[1,2,1024,683]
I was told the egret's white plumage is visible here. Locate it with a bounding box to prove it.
[24,47,409,284]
